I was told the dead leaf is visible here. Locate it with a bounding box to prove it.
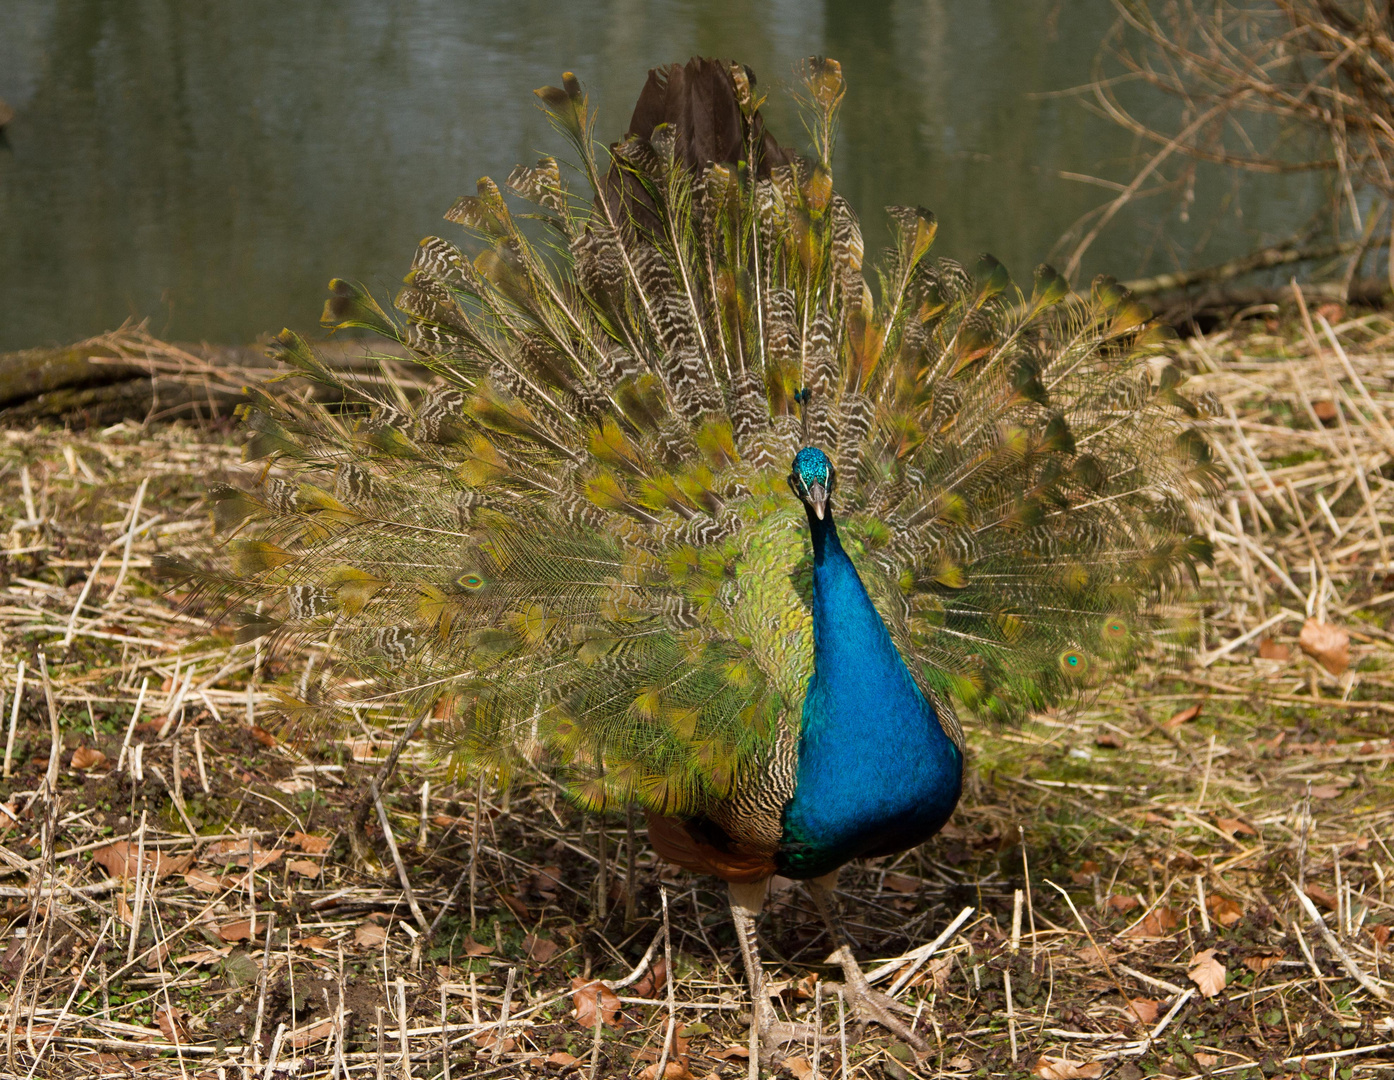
[156,1007,188,1044]
[786,1058,815,1080]
[1243,954,1282,973]
[523,934,558,964]
[638,1063,694,1080]
[472,1029,515,1053]
[463,937,493,957]
[297,935,332,950]
[948,1055,974,1070]
[1193,1052,1220,1067]
[289,832,333,854]
[546,1051,579,1067]
[71,747,108,770]
[202,839,284,870]
[286,859,321,877]
[217,919,257,943]
[1298,618,1349,675]
[1312,398,1339,423]
[1214,817,1257,838]
[1305,884,1339,910]
[1095,732,1124,748]
[287,1017,336,1049]
[1188,949,1226,997]
[1308,784,1343,800]
[1164,703,1202,729]
[883,872,920,894]
[1125,998,1159,1025]
[1206,894,1244,928]
[183,869,233,895]
[1107,894,1141,914]
[354,922,389,948]
[1371,925,1390,948]
[248,724,277,747]
[93,842,193,882]
[634,958,669,999]
[1257,638,1290,661]
[1034,1056,1103,1079]
[712,1046,750,1060]
[1124,906,1179,938]
[570,976,622,1028]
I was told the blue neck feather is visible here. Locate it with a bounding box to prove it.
[776,504,963,878]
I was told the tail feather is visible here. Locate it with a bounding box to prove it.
[173,56,1218,815]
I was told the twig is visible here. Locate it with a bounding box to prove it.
[1291,878,1390,1000]
[371,777,429,932]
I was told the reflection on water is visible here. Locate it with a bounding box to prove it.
[0,0,1313,351]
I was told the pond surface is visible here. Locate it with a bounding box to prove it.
[0,0,1316,352]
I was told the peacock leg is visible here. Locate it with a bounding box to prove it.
[807,872,928,1051]
[727,880,814,1068]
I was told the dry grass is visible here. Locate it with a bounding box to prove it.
[0,310,1392,1079]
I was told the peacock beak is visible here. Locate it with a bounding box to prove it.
[807,482,827,520]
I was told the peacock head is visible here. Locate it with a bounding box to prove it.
[788,447,835,521]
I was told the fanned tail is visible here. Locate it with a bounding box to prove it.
[164,57,1218,817]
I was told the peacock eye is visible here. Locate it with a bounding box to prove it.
[461,574,484,589]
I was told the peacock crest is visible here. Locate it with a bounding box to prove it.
[167,57,1218,822]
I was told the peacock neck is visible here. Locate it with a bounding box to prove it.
[776,502,963,878]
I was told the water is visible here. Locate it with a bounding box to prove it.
[0,0,1316,352]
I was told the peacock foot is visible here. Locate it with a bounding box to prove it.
[832,974,928,1052]
[754,1008,817,1065]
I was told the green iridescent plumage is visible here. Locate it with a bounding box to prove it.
[169,57,1217,829]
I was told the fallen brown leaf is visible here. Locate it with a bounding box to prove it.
[471,1030,515,1052]
[463,937,494,957]
[786,1058,815,1080]
[1243,954,1282,973]
[1206,894,1244,928]
[1124,906,1179,938]
[1034,1056,1103,1079]
[1188,949,1226,997]
[570,976,622,1029]
[1094,732,1124,748]
[156,1007,188,1043]
[354,922,389,948]
[1305,884,1339,910]
[183,868,232,895]
[883,872,920,894]
[546,1051,579,1067]
[287,1017,336,1049]
[297,935,332,950]
[93,842,193,882]
[71,746,108,770]
[1309,784,1343,800]
[1257,637,1290,661]
[638,1063,694,1080]
[286,859,321,877]
[712,1046,750,1060]
[248,724,278,747]
[1298,617,1349,675]
[523,934,558,964]
[1193,1051,1219,1067]
[1312,398,1339,423]
[289,832,332,854]
[1106,894,1141,914]
[1124,998,1159,1025]
[1164,703,1202,729]
[1214,817,1257,838]
[634,957,669,998]
[217,919,255,943]
[1371,925,1391,947]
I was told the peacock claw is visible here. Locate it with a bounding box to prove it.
[755,1011,817,1064]
[833,978,928,1052]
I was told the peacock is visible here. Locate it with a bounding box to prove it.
[163,57,1217,1060]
